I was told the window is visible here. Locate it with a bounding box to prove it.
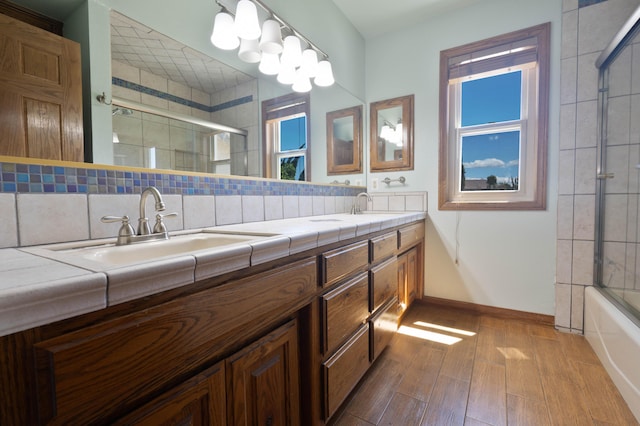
[438,23,550,210]
[262,93,310,181]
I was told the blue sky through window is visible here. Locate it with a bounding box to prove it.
[280,116,306,150]
[461,70,522,186]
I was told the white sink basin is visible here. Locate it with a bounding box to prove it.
[25,231,278,268]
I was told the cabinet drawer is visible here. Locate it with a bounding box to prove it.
[322,324,370,420]
[33,258,317,425]
[322,272,369,355]
[370,231,397,264]
[370,257,398,313]
[322,240,369,287]
[370,297,399,362]
[398,222,425,252]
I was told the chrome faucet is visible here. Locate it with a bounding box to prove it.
[138,186,166,235]
[101,187,178,245]
[351,192,372,214]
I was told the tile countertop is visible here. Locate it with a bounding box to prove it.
[0,211,426,337]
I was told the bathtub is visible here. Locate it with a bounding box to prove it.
[584,286,640,421]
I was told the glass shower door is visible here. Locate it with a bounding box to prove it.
[595,20,640,317]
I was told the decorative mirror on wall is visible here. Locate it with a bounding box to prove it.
[326,105,363,175]
[369,94,414,172]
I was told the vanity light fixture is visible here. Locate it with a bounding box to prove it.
[380,119,403,145]
[211,0,334,92]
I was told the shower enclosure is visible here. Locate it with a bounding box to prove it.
[595,6,640,324]
[111,98,250,175]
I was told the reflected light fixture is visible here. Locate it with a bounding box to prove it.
[211,0,334,91]
[210,11,239,50]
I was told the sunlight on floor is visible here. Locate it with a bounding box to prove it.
[496,346,529,360]
[398,325,462,345]
[413,321,477,336]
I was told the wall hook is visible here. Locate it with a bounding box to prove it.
[96,92,112,105]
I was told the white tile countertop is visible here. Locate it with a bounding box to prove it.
[0,212,425,337]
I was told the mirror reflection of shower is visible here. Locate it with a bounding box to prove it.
[110,98,249,175]
[112,107,133,116]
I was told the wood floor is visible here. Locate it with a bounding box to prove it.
[330,302,639,426]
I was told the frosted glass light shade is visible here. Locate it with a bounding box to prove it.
[280,35,302,68]
[300,49,318,77]
[292,70,312,93]
[238,38,261,63]
[259,52,280,75]
[234,0,261,40]
[314,60,335,87]
[211,12,239,50]
[112,132,120,143]
[259,20,283,54]
[277,63,296,85]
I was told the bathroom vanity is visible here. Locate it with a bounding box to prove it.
[0,213,424,425]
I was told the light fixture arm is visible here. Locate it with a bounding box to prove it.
[214,0,329,60]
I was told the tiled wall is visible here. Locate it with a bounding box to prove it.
[111,60,261,176]
[0,160,427,249]
[557,0,640,332]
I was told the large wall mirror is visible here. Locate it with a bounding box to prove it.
[369,94,414,172]
[326,105,362,175]
[5,1,366,186]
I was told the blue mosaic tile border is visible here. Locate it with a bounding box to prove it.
[578,0,607,7]
[0,162,362,197]
[112,77,253,113]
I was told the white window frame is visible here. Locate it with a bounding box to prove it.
[271,112,308,180]
[262,93,311,181]
[438,23,550,210]
[448,64,538,203]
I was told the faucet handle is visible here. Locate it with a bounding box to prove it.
[153,212,178,234]
[101,215,135,245]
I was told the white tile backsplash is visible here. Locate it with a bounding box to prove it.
[216,195,242,225]
[3,190,425,248]
[282,196,299,219]
[241,195,264,223]
[89,194,140,239]
[0,194,17,248]
[299,196,313,217]
[17,194,89,246]
[264,196,284,221]
[183,195,215,229]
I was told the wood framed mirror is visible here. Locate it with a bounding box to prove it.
[369,94,414,172]
[326,105,363,175]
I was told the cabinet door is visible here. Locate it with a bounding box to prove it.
[227,320,300,426]
[113,362,226,426]
[0,14,83,162]
[397,252,408,316]
[407,247,418,305]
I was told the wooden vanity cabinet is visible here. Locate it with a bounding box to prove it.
[397,222,425,318]
[32,258,316,425]
[113,362,227,426]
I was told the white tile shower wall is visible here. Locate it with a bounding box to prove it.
[557,0,640,333]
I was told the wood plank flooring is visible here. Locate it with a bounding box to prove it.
[329,302,638,426]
